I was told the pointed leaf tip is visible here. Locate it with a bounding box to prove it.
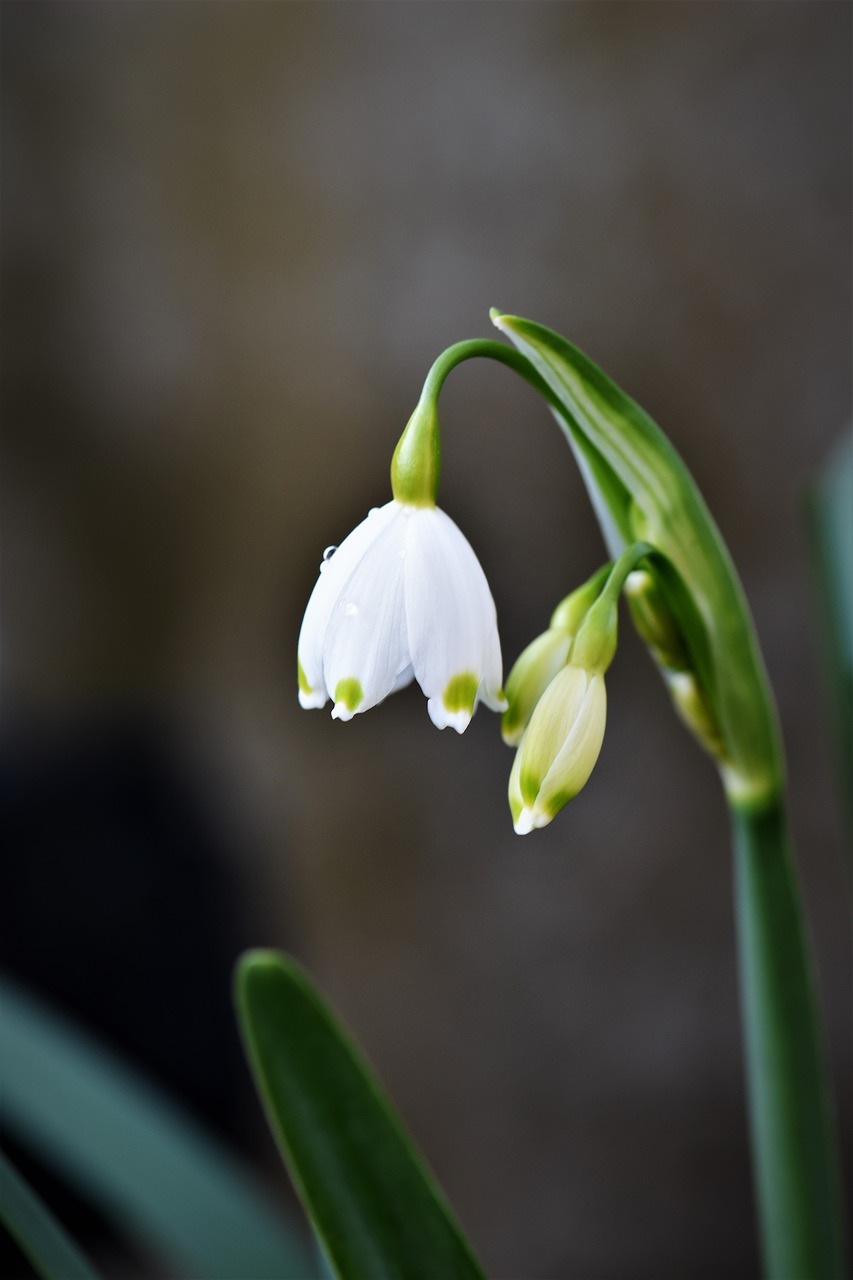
[235,950,487,1280]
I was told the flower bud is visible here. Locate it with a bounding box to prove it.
[501,630,573,747]
[666,670,727,761]
[510,663,607,834]
[569,595,618,676]
[501,569,610,747]
[624,569,690,671]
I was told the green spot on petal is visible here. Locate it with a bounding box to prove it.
[297,659,312,695]
[334,678,364,712]
[442,672,479,715]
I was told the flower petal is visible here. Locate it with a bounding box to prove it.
[297,502,401,707]
[404,507,504,732]
[323,507,411,718]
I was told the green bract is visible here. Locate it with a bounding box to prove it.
[490,310,782,812]
[391,401,440,508]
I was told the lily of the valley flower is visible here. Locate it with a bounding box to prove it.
[298,499,506,731]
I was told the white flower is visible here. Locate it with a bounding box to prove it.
[298,500,506,732]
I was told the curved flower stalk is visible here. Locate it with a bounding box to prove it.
[298,402,505,732]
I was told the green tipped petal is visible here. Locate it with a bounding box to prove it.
[332,678,364,720]
[443,672,479,715]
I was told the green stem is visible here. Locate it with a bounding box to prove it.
[417,338,561,410]
[732,800,845,1280]
[392,340,561,506]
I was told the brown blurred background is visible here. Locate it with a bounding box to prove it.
[2,3,850,1277]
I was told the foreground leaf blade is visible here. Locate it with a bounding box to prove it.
[0,976,311,1280]
[0,1150,101,1280]
[235,950,487,1280]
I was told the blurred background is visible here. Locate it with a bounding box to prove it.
[2,3,850,1277]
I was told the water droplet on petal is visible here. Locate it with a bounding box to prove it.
[345,601,358,617]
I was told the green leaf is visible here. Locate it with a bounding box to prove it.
[807,431,853,834]
[491,309,782,812]
[235,950,487,1280]
[0,1150,101,1280]
[0,975,312,1280]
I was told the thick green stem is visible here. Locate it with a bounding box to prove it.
[732,801,845,1280]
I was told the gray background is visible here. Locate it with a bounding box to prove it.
[3,3,850,1277]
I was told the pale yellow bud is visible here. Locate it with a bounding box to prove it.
[511,664,607,834]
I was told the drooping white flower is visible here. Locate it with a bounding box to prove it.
[298,500,506,732]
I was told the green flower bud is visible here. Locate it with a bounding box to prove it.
[501,628,573,746]
[511,663,607,834]
[507,730,526,830]
[548,565,611,633]
[624,569,690,671]
[570,596,618,676]
[666,670,727,762]
[502,567,611,746]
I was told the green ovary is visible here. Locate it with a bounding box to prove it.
[443,672,479,715]
[334,678,364,712]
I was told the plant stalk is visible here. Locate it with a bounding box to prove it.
[732,800,845,1280]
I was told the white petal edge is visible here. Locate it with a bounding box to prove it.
[297,501,402,704]
[404,507,504,725]
[323,507,411,717]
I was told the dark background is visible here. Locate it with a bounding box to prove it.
[2,3,850,1277]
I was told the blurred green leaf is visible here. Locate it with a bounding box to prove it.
[0,975,312,1280]
[235,950,487,1280]
[0,1149,101,1280]
[808,430,853,832]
